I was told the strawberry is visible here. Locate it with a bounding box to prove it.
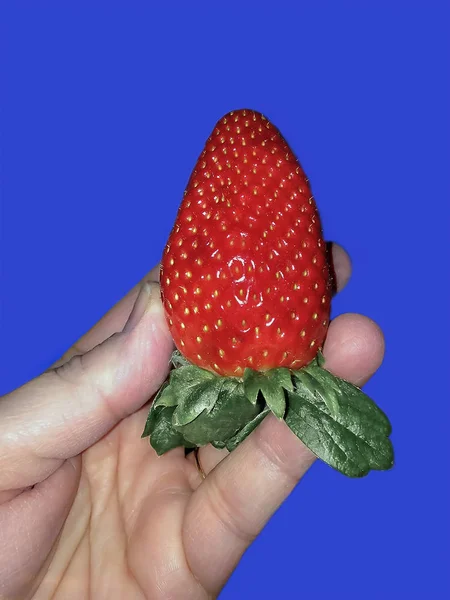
[160,109,331,377]
[143,109,393,479]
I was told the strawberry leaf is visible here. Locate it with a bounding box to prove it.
[146,406,195,455]
[243,368,292,419]
[142,355,394,478]
[294,369,340,417]
[224,407,271,452]
[175,379,262,446]
[267,367,295,394]
[211,440,227,450]
[141,398,161,439]
[170,364,217,398]
[173,378,225,427]
[142,382,173,437]
[162,364,218,425]
[152,383,177,408]
[242,369,261,405]
[286,365,394,477]
[314,350,326,368]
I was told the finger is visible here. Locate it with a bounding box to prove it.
[187,445,229,479]
[183,313,384,595]
[330,242,352,293]
[58,264,161,363]
[0,459,80,598]
[0,283,173,491]
[127,457,208,600]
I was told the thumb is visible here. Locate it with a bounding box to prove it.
[0,282,173,491]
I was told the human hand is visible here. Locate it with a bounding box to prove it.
[0,244,384,600]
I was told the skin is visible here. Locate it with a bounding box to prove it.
[0,243,384,600]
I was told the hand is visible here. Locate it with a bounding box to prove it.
[0,244,384,600]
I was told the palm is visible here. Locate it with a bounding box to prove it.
[46,405,209,599]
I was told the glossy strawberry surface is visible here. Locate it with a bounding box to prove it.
[160,109,331,377]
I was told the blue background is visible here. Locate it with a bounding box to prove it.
[1,1,449,598]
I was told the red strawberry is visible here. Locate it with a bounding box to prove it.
[144,109,393,478]
[160,109,331,377]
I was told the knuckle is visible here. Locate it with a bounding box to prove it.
[205,475,257,545]
[52,353,86,386]
[51,352,119,421]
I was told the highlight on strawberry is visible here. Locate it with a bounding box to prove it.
[142,109,394,478]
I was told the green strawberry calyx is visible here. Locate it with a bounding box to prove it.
[142,350,394,478]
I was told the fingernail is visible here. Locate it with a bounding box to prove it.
[123,282,159,332]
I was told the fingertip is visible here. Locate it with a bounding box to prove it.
[124,282,174,389]
[146,263,161,283]
[123,281,173,351]
[146,283,174,351]
[123,282,153,332]
[330,242,352,293]
[146,283,170,330]
[323,313,385,386]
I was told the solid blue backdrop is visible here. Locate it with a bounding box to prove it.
[1,1,449,598]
